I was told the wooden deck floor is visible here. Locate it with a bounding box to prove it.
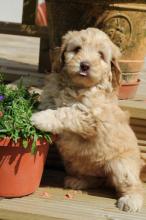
[0,170,146,220]
[0,34,146,220]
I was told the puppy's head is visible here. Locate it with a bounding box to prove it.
[59,28,121,89]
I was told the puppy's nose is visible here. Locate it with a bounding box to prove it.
[80,62,90,72]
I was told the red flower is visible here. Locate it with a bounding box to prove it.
[0,111,3,117]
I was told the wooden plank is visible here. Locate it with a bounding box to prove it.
[39,38,51,73]
[130,118,146,127]
[140,146,146,153]
[0,60,37,73]
[119,100,146,119]
[135,133,146,141]
[0,22,49,37]
[0,209,62,220]
[2,70,45,87]
[139,140,146,147]
[0,170,146,220]
[131,125,146,133]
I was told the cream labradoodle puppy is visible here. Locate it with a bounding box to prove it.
[31,28,143,212]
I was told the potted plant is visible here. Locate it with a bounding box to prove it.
[118,79,140,100]
[0,75,52,198]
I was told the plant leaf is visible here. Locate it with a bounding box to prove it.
[31,133,38,154]
[45,134,52,144]
[23,139,28,149]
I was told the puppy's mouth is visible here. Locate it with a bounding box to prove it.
[78,71,89,77]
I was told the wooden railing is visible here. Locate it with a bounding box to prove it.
[0,0,50,73]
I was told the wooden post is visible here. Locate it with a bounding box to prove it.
[22,0,37,25]
[39,37,51,73]
[22,0,51,73]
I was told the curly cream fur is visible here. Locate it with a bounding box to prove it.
[31,28,143,212]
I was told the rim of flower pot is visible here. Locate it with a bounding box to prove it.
[121,73,140,84]
[0,137,51,148]
[0,134,58,147]
[121,79,140,87]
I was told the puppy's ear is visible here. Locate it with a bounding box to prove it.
[60,44,66,68]
[110,42,122,90]
[50,47,61,73]
[51,31,74,73]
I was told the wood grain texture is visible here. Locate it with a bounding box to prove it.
[119,100,146,119]
[0,170,146,220]
[0,209,62,220]
[0,22,49,37]
[130,118,146,127]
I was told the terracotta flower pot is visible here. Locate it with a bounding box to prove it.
[97,2,146,86]
[0,137,49,198]
[118,79,140,100]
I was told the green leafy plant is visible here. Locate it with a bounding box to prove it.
[0,75,52,153]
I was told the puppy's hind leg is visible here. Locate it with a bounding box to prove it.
[106,157,143,212]
[64,176,105,190]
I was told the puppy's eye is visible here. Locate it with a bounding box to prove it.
[73,46,81,53]
[99,51,105,61]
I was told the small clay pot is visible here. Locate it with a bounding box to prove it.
[0,137,49,198]
[118,79,140,100]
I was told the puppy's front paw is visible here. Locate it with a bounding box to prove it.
[117,194,143,212]
[31,111,50,131]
